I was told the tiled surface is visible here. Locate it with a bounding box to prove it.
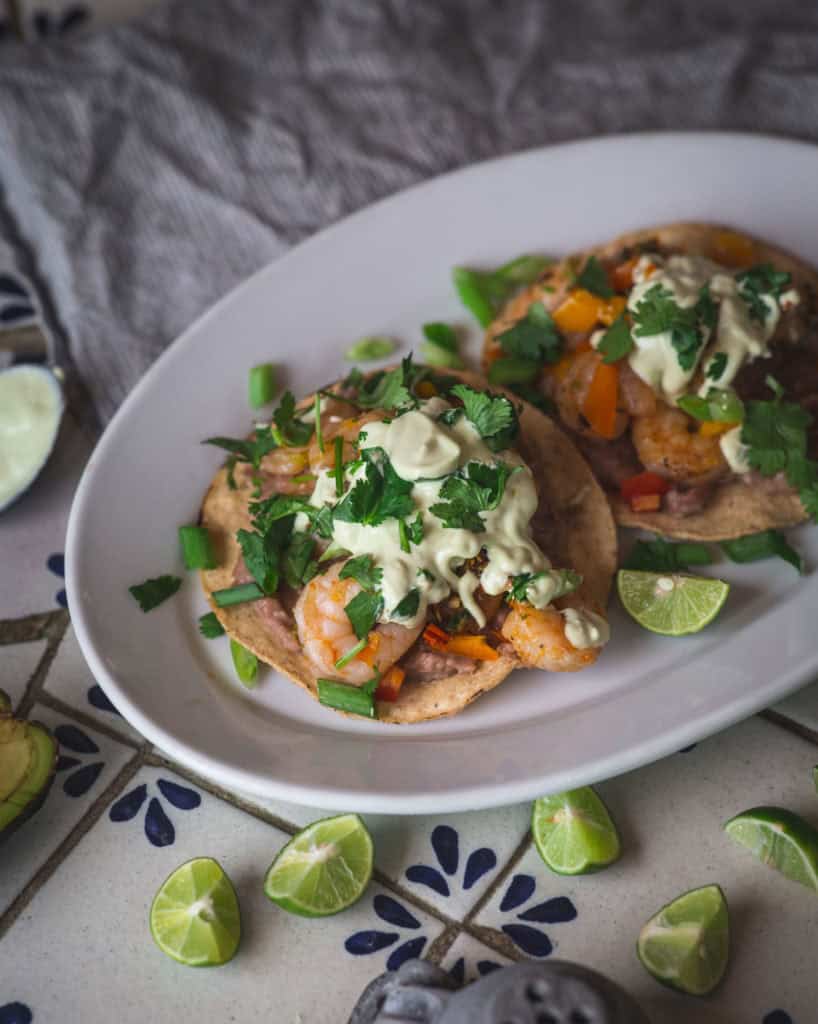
[772,679,818,737]
[1,639,46,709]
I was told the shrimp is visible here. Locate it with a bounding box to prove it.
[257,446,313,495]
[501,597,607,672]
[294,561,423,684]
[554,350,628,440]
[631,402,727,485]
[618,362,657,417]
[308,411,381,471]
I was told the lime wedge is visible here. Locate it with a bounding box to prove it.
[637,884,729,996]
[725,806,818,891]
[531,787,621,875]
[264,813,373,917]
[149,857,240,967]
[617,570,729,636]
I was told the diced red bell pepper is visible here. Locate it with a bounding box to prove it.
[620,471,670,507]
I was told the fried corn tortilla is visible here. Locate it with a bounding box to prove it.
[484,222,818,541]
[200,369,616,724]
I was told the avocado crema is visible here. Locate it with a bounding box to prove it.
[298,395,604,648]
[0,688,58,842]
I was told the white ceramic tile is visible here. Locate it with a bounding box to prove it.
[43,625,145,743]
[0,639,47,709]
[17,0,160,40]
[224,786,530,918]
[1,765,444,1023]
[0,412,92,619]
[772,678,818,736]
[475,717,818,1023]
[438,931,512,987]
[0,703,136,915]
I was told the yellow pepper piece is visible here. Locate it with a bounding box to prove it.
[599,295,627,326]
[553,290,627,334]
[699,420,736,438]
[708,230,757,268]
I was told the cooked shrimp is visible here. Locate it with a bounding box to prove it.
[618,362,657,417]
[257,446,313,495]
[501,597,606,672]
[554,350,628,440]
[294,561,423,684]
[631,402,727,485]
[308,411,381,471]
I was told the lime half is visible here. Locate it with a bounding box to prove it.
[532,787,621,875]
[149,857,240,967]
[725,806,818,891]
[637,884,729,996]
[617,570,729,636]
[264,813,373,917]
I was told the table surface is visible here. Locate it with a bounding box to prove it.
[3,6,818,1022]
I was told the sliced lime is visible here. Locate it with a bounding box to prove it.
[617,570,729,636]
[531,787,621,875]
[637,884,729,996]
[725,806,818,891]
[264,813,373,917]
[149,857,240,967]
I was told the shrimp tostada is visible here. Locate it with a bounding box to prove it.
[199,360,616,723]
[483,223,818,540]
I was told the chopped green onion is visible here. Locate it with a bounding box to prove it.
[230,638,258,686]
[398,518,410,553]
[212,582,265,607]
[487,357,540,385]
[248,363,277,408]
[317,677,377,718]
[452,267,495,327]
[677,395,712,421]
[292,473,316,485]
[721,530,803,573]
[334,637,368,670]
[624,539,712,572]
[314,392,324,453]
[495,254,552,284]
[344,336,396,361]
[319,542,351,564]
[178,525,217,570]
[198,612,225,638]
[421,343,465,369]
[422,322,459,353]
[333,435,345,496]
[678,389,744,424]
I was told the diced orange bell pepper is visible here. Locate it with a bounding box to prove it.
[581,361,619,439]
[708,230,757,268]
[598,295,627,326]
[699,420,735,438]
[357,632,381,666]
[442,635,500,661]
[422,623,450,650]
[416,380,438,399]
[375,666,405,703]
[611,256,639,293]
[553,289,605,333]
[630,493,662,512]
[620,471,671,501]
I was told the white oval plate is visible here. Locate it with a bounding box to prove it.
[67,133,818,813]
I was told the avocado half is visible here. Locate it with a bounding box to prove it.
[0,688,58,843]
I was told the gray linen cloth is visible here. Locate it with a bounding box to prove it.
[2,0,818,429]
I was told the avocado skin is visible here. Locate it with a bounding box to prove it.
[0,696,58,845]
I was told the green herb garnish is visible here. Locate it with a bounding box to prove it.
[230,639,258,687]
[597,315,633,364]
[430,461,515,532]
[333,435,345,497]
[678,389,744,424]
[623,539,713,573]
[334,451,415,527]
[334,637,368,670]
[203,431,277,470]
[507,569,581,604]
[721,530,803,573]
[631,284,704,371]
[248,363,277,408]
[487,357,540,385]
[576,255,613,298]
[736,264,792,324]
[128,575,182,612]
[272,391,313,447]
[452,256,552,326]
[198,612,225,638]
[283,533,318,589]
[317,672,380,718]
[422,322,459,353]
[178,525,217,571]
[212,582,265,607]
[495,302,563,366]
[450,384,519,453]
[392,588,420,619]
[339,554,383,592]
[356,356,416,412]
[314,392,324,453]
[236,528,281,595]
[705,352,728,381]
[344,589,385,641]
[344,336,396,361]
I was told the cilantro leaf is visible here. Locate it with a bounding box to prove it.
[705,352,728,381]
[507,570,581,604]
[272,391,313,447]
[357,356,416,411]
[576,255,613,298]
[721,530,803,573]
[495,302,563,365]
[333,452,414,526]
[631,284,704,371]
[506,382,556,415]
[450,384,519,453]
[340,555,383,592]
[392,588,420,619]
[597,315,633,364]
[422,322,459,353]
[453,256,551,326]
[237,528,281,595]
[283,533,317,589]
[623,539,712,573]
[430,462,515,532]
[198,612,225,638]
[696,284,718,331]
[203,431,277,470]
[736,264,792,323]
[344,589,384,641]
[407,512,424,544]
[128,575,182,612]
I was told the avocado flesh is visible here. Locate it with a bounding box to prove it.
[0,718,57,837]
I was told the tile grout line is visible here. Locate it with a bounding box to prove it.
[424,923,462,966]
[35,689,147,752]
[0,749,145,942]
[18,610,70,718]
[462,827,533,928]
[762,708,818,749]
[0,611,54,646]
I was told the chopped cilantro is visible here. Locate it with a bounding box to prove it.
[623,538,713,573]
[356,356,415,412]
[576,256,613,298]
[198,612,225,638]
[597,315,633,364]
[507,569,581,604]
[236,528,281,595]
[631,284,704,371]
[487,358,541,386]
[696,284,718,331]
[430,461,515,532]
[344,336,396,361]
[392,588,420,619]
[721,530,802,574]
[344,589,384,641]
[495,302,563,365]
[128,575,182,612]
[249,494,333,540]
[339,554,383,592]
[506,382,556,415]
[272,391,313,447]
[283,533,318,589]
[705,352,728,381]
[333,451,414,527]
[450,384,519,453]
[202,431,277,470]
[736,264,792,324]
[422,322,459,353]
[406,512,424,544]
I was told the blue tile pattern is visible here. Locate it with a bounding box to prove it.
[54,723,104,798]
[345,893,428,971]
[0,1005,32,1024]
[46,553,67,610]
[108,779,201,846]
[406,824,497,901]
[495,874,577,958]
